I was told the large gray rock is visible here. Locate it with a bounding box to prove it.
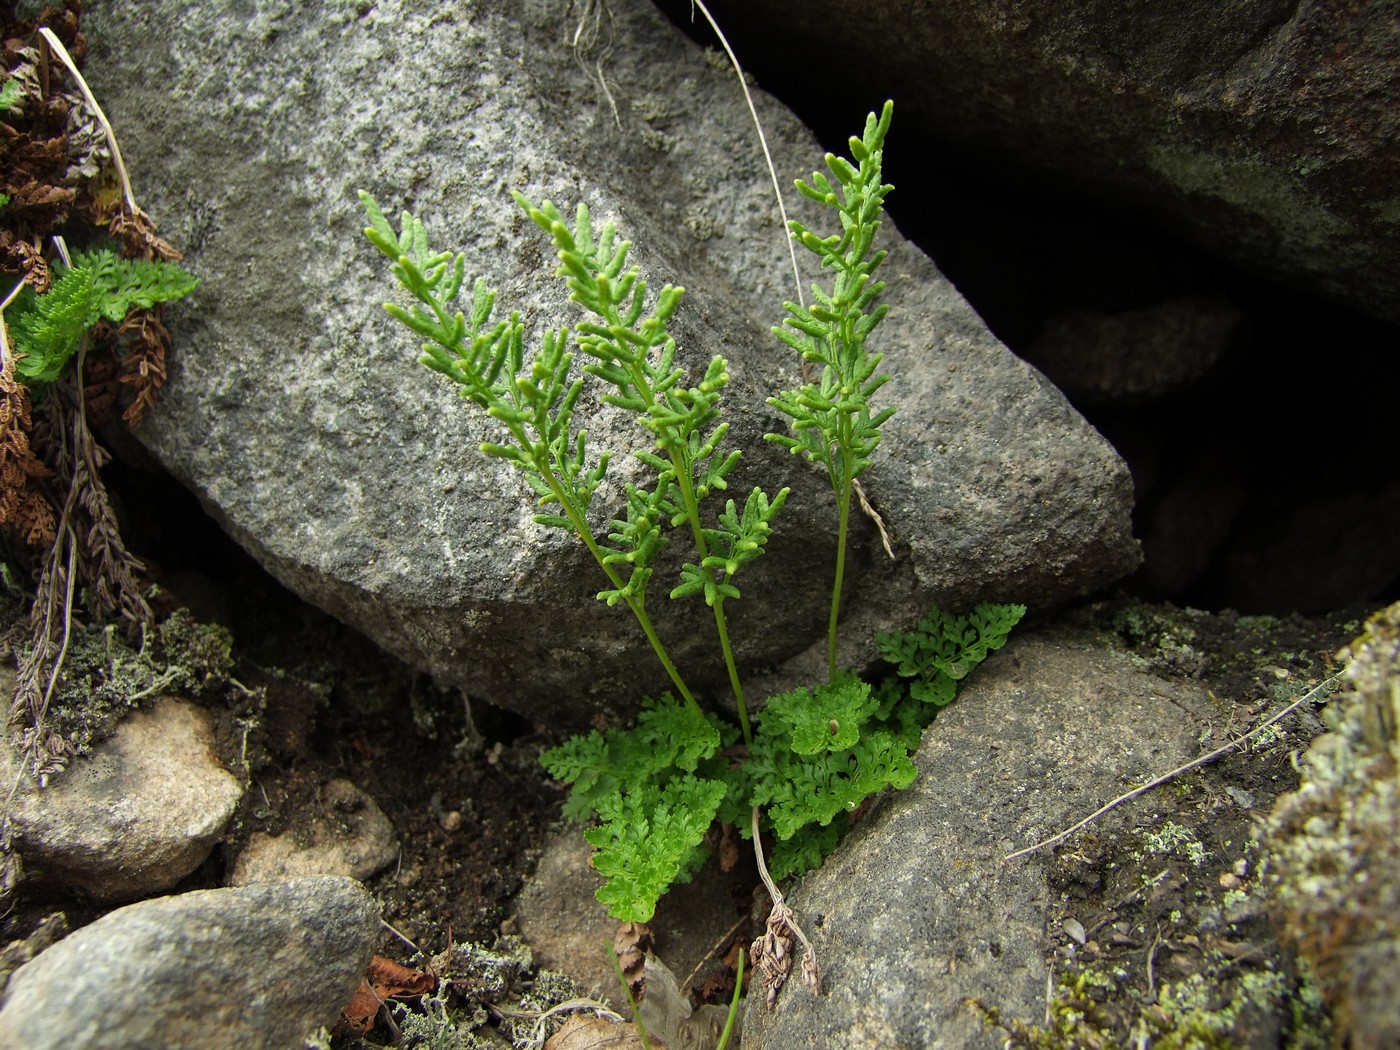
[0,875,379,1049]
[694,0,1400,325]
[3,696,243,901]
[83,0,1137,722]
[741,633,1219,1048]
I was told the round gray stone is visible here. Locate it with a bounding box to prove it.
[0,875,380,1049]
[6,696,244,901]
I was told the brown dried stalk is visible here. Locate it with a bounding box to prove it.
[8,353,151,776]
[749,806,820,1009]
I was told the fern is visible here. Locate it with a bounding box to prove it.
[767,818,846,882]
[767,100,896,681]
[586,775,729,922]
[876,602,1027,706]
[539,693,725,822]
[513,192,788,738]
[365,100,1028,925]
[541,697,734,921]
[759,673,880,755]
[9,249,198,385]
[538,602,1022,919]
[747,719,917,840]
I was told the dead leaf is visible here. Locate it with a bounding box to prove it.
[612,921,653,1000]
[544,1015,663,1050]
[368,953,437,997]
[717,822,740,872]
[334,954,438,1035]
[335,978,382,1035]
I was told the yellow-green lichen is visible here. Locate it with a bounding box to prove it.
[1264,601,1400,1049]
[1147,142,1347,259]
[973,963,1329,1050]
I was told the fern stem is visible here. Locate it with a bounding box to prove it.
[599,278,751,732]
[628,591,701,716]
[828,472,853,684]
[710,598,752,745]
[668,448,753,741]
[544,464,703,718]
[669,446,710,554]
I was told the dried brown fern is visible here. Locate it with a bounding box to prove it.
[0,354,54,549]
[0,3,195,904]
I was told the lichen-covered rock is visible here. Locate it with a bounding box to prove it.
[80,0,1137,724]
[693,0,1400,325]
[1264,601,1400,1050]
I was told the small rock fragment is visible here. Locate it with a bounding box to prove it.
[229,777,398,884]
[4,697,243,901]
[1062,917,1087,944]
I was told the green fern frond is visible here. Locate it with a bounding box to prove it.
[9,249,198,385]
[751,726,917,840]
[768,817,847,882]
[876,602,1027,705]
[760,674,879,755]
[585,775,728,923]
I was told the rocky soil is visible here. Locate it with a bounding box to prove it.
[1,1,1396,1047]
[0,526,1376,1046]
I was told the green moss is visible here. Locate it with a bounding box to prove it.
[1137,820,1210,867]
[150,608,235,694]
[1105,602,1207,677]
[1140,970,1281,1048]
[968,968,1117,1049]
[25,608,235,760]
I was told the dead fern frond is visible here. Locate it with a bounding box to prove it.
[62,365,150,626]
[0,235,52,294]
[10,520,78,782]
[107,204,183,263]
[0,352,55,548]
[116,307,170,426]
[749,806,820,1008]
[79,324,120,424]
[8,362,152,775]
